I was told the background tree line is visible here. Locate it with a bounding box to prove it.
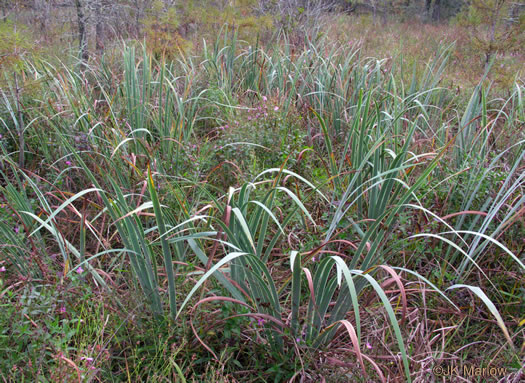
[0,0,523,68]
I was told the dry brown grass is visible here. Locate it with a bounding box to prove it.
[321,15,524,91]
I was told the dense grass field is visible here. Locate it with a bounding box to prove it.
[0,18,524,382]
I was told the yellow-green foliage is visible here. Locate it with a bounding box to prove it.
[0,20,35,72]
[455,0,524,64]
[142,1,192,60]
[141,0,272,57]
[183,0,273,43]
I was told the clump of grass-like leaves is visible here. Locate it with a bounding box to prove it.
[0,32,523,381]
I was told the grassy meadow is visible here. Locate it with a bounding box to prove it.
[0,13,524,382]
